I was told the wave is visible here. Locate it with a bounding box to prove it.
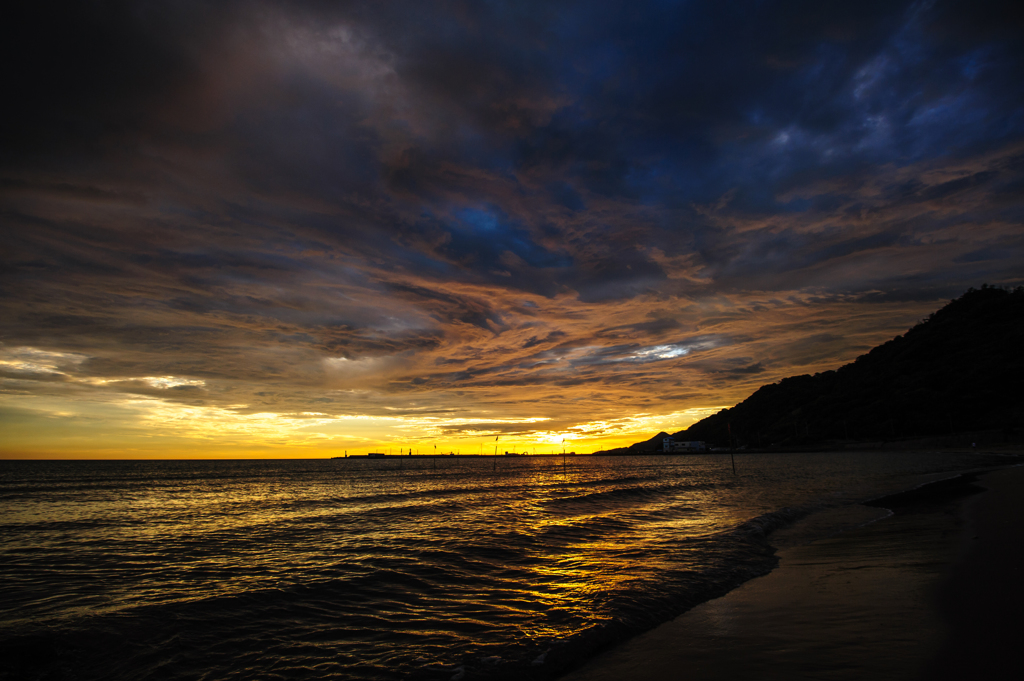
[539,480,716,513]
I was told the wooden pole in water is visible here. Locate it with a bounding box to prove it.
[728,422,736,475]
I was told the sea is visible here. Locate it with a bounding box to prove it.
[0,451,1011,681]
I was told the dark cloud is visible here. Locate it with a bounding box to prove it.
[523,331,567,349]
[706,361,769,376]
[1,2,236,162]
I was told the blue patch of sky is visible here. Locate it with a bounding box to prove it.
[458,207,500,232]
[957,46,992,81]
[446,206,572,271]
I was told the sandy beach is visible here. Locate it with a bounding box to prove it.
[559,461,1024,681]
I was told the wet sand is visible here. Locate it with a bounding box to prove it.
[923,465,1024,680]
[559,464,1024,681]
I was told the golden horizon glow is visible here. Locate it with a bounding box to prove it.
[0,291,942,460]
[0,377,728,458]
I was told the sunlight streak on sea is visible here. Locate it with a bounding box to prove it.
[0,451,1007,680]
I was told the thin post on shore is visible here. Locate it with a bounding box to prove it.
[728,422,737,475]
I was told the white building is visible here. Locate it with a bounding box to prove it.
[662,437,706,453]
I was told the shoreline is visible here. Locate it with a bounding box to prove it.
[558,461,1024,681]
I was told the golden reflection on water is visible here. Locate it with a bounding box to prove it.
[1,451,1003,680]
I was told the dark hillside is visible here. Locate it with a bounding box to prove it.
[595,286,1024,454]
[596,432,669,456]
[676,286,1024,447]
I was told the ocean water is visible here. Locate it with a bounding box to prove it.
[0,451,1009,680]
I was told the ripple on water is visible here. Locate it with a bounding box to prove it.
[0,452,1010,680]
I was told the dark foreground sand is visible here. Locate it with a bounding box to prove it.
[559,464,1024,681]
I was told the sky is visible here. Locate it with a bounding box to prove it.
[1,0,1022,458]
